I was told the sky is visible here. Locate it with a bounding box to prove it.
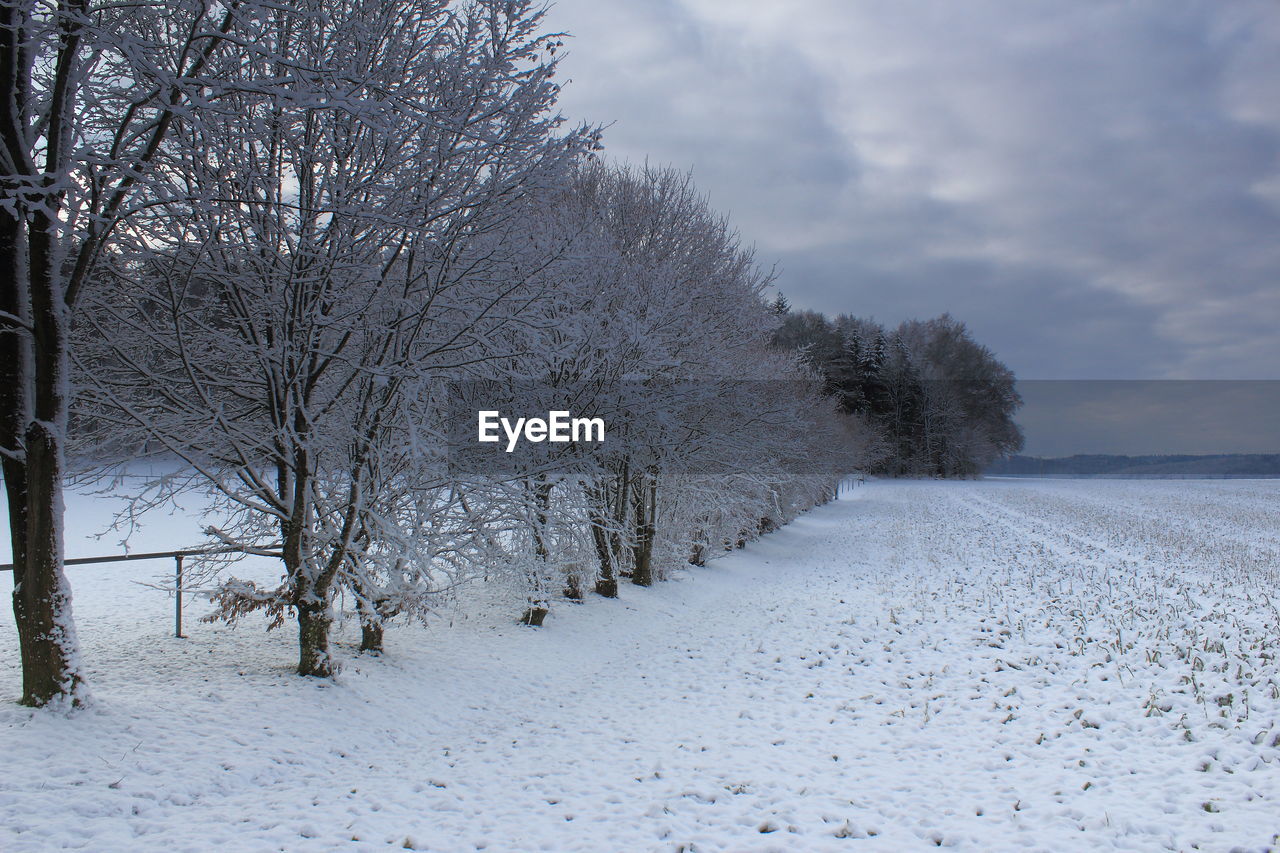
[546,0,1280,383]
[1015,381,1280,455]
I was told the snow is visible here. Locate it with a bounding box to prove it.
[3,478,1280,851]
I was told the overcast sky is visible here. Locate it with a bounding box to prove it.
[547,0,1280,383]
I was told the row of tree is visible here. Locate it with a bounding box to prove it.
[3,0,869,705]
[771,308,1024,477]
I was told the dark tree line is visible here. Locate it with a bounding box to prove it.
[772,306,1024,477]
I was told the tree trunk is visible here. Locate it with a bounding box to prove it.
[530,476,553,560]
[521,476,553,624]
[14,422,82,705]
[355,588,384,654]
[296,599,334,677]
[281,490,336,678]
[519,606,548,626]
[0,211,55,706]
[5,201,85,706]
[347,556,388,655]
[612,461,631,578]
[594,575,618,598]
[563,571,583,601]
[1,0,94,704]
[631,472,656,587]
[587,483,618,597]
[690,533,706,567]
[360,619,384,654]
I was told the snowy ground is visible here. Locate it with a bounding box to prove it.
[3,479,1280,851]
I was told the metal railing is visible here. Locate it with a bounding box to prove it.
[0,545,282,638]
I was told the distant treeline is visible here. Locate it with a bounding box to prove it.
[771,303,1024,477]
[989,454,1280,478]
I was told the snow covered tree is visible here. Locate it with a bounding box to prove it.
[76,0,591,676]
[0,0,291,706]
[531,162,862,595]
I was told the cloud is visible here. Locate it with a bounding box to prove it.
[550,0,855,248]
[547,0,1280,380]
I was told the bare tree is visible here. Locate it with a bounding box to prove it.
[495,161,863,602]
[77,0,591,676]
[0,0,282,706]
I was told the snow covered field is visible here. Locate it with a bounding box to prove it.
[3,478,1280,851]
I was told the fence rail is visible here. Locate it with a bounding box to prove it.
[0,545,282,638]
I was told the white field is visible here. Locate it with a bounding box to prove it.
[2,478,1279,852]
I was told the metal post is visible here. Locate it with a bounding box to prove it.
[175,554,184,639]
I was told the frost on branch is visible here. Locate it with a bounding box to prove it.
[205,578,290,630]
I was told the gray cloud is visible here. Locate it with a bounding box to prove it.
[774,247,1185,379]
[548,0,1280,382]
[551,0,855,244]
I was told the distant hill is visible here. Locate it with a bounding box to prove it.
[987,454,1280,478]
